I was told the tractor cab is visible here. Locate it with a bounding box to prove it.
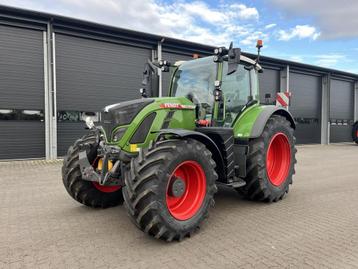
[170,55,261,127]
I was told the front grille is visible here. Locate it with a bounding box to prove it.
[130,112,156,144]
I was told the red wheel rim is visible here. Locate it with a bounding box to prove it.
[166,161,206,221]
[266,133,291,186]
[92,182,121,193]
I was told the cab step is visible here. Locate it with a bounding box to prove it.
[227,178,246,188]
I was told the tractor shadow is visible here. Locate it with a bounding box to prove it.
[212,183,270,212]
[62,184,268,246]
[214,183,249,204]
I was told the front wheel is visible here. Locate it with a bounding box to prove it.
[122,138,218,241]
[238,115,297,202]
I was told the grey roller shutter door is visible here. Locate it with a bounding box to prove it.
[330,79,354,143]
[162,52,192,96]
[0,25,45,159]
[289,72,321,144]
[258,68,280,104]
[55,34,151,156]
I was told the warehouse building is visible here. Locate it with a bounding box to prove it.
[0,5,357,160]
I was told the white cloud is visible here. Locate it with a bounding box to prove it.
[228,4,259,20]
[240,31,268,47]
[271,52,349,69]
[180,2,227,24]
[314,54,345,68]
[0,0,266,48]
[278,25,320,41]
[265,23,277,29]
[269,0,358,39]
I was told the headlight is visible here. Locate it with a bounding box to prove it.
[85,117,95,129]
[112,127,127,142]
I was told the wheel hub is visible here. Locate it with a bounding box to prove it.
[170,177,186,197]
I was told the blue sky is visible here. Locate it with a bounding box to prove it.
[1,0,357,73]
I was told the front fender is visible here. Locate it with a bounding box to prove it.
[156,129,226,181]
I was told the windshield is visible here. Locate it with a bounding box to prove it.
[171,57,216,120]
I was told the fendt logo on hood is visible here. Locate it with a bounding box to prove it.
[159,103,196,110]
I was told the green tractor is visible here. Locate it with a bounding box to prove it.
[62,41,297,241]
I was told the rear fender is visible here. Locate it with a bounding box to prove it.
[233,105,295,139]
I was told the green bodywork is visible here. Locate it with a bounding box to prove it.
[105,57,282,154]
[108,97,197,153]
[232,104,266,138]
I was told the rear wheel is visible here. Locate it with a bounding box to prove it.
[62,133,124,208]
[352,122,358,144]
[122,138,217,241]
[238,115,296,202]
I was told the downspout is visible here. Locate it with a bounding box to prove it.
[157,38,164,97]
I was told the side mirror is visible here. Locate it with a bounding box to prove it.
[227,47,241,75]
[141,60,159,97]
[142,63,152,86]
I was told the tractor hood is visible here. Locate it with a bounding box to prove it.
[98,97,196,151]
[101,98,155,136]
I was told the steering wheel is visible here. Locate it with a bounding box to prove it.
[225,91,246,113]
[186,93,206,119]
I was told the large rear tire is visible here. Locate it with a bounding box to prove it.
[62,133,124,208]
[352,122,358,144]
[122,138,218,241]
[238,115,297,202]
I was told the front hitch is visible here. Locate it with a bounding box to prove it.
[78,141,133,187]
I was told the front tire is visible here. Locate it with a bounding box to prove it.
[62,133,124,208]
[123,139,218,241]
[238,115,297,202]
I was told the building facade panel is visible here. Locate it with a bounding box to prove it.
[289,72,321,144]
[55,34,151,155]
[330,79,354,143]
[0,24,45,159]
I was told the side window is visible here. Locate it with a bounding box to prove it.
[221,64,251,113]
[219,64,251,126]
